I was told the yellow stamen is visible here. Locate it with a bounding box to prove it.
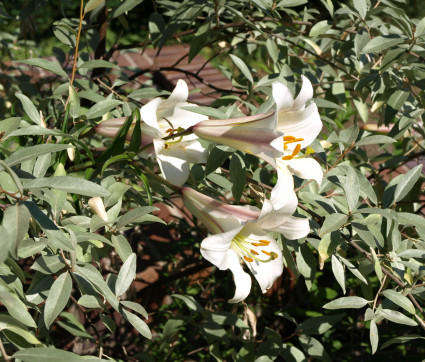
[250,249,259,255]
[244,256,254,262]
[292,143,302,157]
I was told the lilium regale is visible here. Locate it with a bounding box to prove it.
[96,80,208,186]
[192,76,323,185]
[181,186,309,303]
[273,76,323,185]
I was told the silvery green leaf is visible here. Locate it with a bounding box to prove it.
[323,296,369,309]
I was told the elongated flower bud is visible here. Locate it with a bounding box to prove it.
[88,197,108,222]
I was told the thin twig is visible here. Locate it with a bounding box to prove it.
[70,0,85,86]
[373,275,387,311]
[0,337,10,361]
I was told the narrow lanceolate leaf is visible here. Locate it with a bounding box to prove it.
[380,309,418,326]
[120,301,148,319]
[381,290,415,314]
[331,255,346,294]
[24,176,110,197]
[44,272,72,329]
[84,0,105,14]
[73,264,119,310]
[229,54,254,83]
[353,0,368,19]
[85,99,122,119]
[115,253,136,297]
[355,135,395,146]
[323,296,369,309]
[13,346,104,361]
[2,204,31,259]
[15,93,42,125]
[361,35,405,53]
[229,153,246,202]
[4,144,72,169]
[111,0,145,19]
[343,166,359,211]
[394,165,423,204]
[370,319,379,354]
[78,59,119,69]
[120,307,152,339]
[115,206,158,229]
[385,90,409,122]
[370,247,383,281]
[0,287,36,328]
[19,58,68,78]
[319,213,348,236]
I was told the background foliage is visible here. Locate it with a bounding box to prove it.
[0,0,425,360]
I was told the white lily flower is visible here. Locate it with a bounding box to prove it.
[96,80,208,186]
[273,76,323,185]
[181,186,309,303]
[140,80,209,186]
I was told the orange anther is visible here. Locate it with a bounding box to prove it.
[262,250,271,256]
[284,144,288,150]
[250,249,259,255]
[282,155,293,160]
[292,143,302,157]
[259,240,270,245]
[251,243,263,247]
[283,135,296,141]
[243,256,254,262]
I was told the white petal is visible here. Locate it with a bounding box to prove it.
[270,165,297,213]
[178,138,209,164]
[239,224,283,294]
[168,103,208,129]
[200,226,243,270]
[277,103,322,148]
[154,139,191,186]
[272,82,294,111]
[270,215,310,240]
[292,75,314,111]
[285,157,323,185]
[227,249,252,303]
[140,98,163,136]
[157,79,189,118]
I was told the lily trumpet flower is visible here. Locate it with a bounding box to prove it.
[96,80,208,186]
[193,76,323,185]
[273,76,323,185]
[193,112,284,167]
[181,186,309,303]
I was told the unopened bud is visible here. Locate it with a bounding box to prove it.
[67,144,75,161]
[40,111,47,128]
[320,140,332,149]
[88,197,108,221]
[371,100,384,113]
